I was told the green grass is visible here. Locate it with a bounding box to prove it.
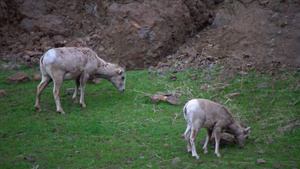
[0,65,299,168]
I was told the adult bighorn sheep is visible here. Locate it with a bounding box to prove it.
[34,47,126,114]
[183,99,250,159]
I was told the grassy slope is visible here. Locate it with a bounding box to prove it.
[0,65,299,168]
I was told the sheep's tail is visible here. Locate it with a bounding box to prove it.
[183,102,188,116]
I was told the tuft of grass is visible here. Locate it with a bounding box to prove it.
[0,65,299,168]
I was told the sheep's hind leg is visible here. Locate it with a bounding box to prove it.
[35,75,52,111]
[184,124,192,152]
[72,77,80,103]
[53,72,65,114]
[203,130,212,154]
[79,73,89,108]
[190,123,202,159]
[212,127,222,157]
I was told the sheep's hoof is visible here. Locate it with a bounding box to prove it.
[215,153,221,157]
[204,150,208,154]
[192,153,200,159]
[80,103,86,108]
[57,109,66,115]
[193,155,200,159]
[73,98,78,103]
[35,106,41,112]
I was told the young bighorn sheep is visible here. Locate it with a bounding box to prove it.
[34,47,126,114]
[183,99,250,159]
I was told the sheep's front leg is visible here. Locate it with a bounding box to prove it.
[184,124,192,152]
[72,77,80,103]
[79,73,89,108]
[53,74,65,114]
[212,127,222,157]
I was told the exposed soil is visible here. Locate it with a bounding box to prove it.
[0,0,299,74]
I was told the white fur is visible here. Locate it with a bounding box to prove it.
[43,49,56,64]
[35,47,126,114]
[183,99,250,159]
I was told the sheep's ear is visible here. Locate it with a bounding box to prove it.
[117,69,123,75]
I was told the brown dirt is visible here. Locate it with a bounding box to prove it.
[0,0,299,74]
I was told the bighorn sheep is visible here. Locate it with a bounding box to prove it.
[34,47,126,114]
[183,99,250,159]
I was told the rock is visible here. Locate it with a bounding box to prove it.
[0,90,7,98]
[2,63,21,71]
[66,88,75,94]
[171,157,180,165]
[273,162,281,169]
[223,93,240,99]
[3,53,23,63]
[190,74,197,80]
[183,0,210,29]
[6,72,30,83]
[169,75,177,81]
[88,77,102,84]
[279,120,300,132]
[257,159,266,164]
[33,73,41,81]
[18,0,70,37]
[166,95,181,105]
[211,9,229,28]
[20,18,37,32]
[147,94,181,105]
[200,84,213,91]
[238,71,248,76]
[257,82,268,89]
[254,138,261,143]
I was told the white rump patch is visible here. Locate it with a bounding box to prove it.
[186,99,200,115]
[44,49,56,63]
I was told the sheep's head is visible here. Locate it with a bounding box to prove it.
[110,68,126,92]
[235,126,250,148]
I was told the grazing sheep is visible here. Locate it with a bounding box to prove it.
[34,47,126,114]
[183,99,250,158]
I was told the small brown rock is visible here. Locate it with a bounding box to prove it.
[33,73,41,81]
[257,159,266,164]
[147,94,181,105]
[223,93,240,99]
[254,138,261,143]
[258,150,264,154]
[169,75,177,81]
[200,84,213,91]
[166,95,181,105]
[279,119,300,132]
[88,77,102,84]
[66,88,75,94]
[273,162,281,169]
[172,157,180,165]
[190,74,197,80]
[6,72,30,83]
[238,71,248,76]
[0,90,7,98]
